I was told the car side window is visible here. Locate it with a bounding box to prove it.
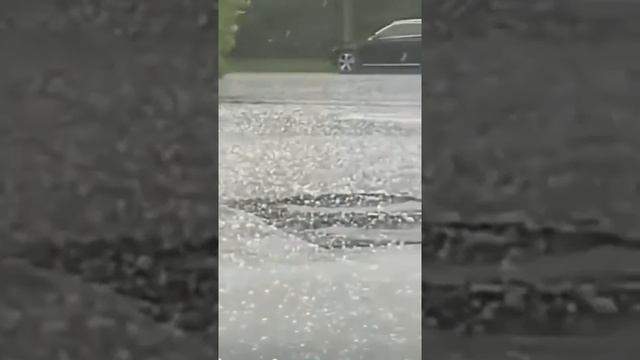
[376,23,421,38]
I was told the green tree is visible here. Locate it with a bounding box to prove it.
[219,0,250,76]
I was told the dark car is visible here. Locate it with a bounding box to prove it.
[331,18,421,74]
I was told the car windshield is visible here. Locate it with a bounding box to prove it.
[374,21,421,38]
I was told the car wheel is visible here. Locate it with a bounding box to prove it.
[337,51,358,74]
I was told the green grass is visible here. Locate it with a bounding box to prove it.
[226,58,334,73]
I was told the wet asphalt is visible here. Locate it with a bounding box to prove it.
[218,73,421,360]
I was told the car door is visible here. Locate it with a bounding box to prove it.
[358,36,405,67]
[381,35,420,67]
[402,34,421,67]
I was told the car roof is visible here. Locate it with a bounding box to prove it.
[392,18,421,25]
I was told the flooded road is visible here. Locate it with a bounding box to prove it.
[218,73,421,360]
